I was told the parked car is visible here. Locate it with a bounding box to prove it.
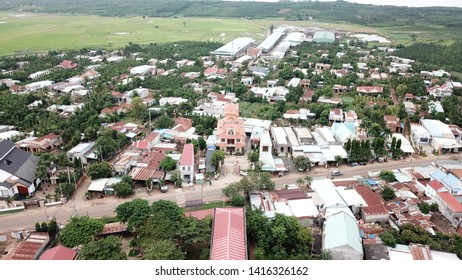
[239,171,248,176]
[160,185,168,193]
[331,170,342,176]
[359,162,367,166]
[349,162,358,167]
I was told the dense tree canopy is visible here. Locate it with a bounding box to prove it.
[79,236,127,260]
[59,216,104,248]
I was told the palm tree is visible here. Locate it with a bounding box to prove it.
[5,196,14,208]
[304,176,312,189]
[296,178,304,188]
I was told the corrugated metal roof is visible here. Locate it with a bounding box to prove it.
[39,245,77,260]
[210,207,247,260]
[323,207,362,254]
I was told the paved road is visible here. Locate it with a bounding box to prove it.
[0,154,454,232]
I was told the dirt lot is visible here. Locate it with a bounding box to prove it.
[0,239,16,260]
[431,211,458,235]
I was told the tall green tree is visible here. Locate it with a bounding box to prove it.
[60,216,104,248]
[87,161,112,180]
[79,236,127,260]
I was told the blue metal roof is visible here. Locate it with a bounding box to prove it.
[366,179,378,186]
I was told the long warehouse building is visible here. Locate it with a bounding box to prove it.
[213,37,255,58]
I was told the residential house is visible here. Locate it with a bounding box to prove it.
[329,108,344,123]
[57,60,78,69]
[434,191,462,228]
[384,115,403,133]
[178,144,195,185]
[287,78,301,87]
[344,111,358,123]
[6,233,49,260]
[333,85,348,94]
[15,134,63,153]
[315,63,331,73]
[283,109,316,120]
[66,142,96,164]
[332,122,358,144]
[300,89,314,102]
[39,245,78,260]
[26,80,54,92]
[249,66,270,77]
[270,127,290,155]
[403,101,416,114]
[356,86,383,95]
[159,97,188,106]
[411,124,431,146]
[215,103,246,154]
[449,125,462,144]
[322,206,363,260]
[99,106,125,118]
[354,185,388,223]
[421,119,461,153]
[210,207,247,260]
[0,140,39,198]
[129,65,155,76]
[129,150,165,184]
[428,83,453,100]
[293,127,314,145]
[267,80,277,88]
[240,76,253,86]
[131,132,161,151]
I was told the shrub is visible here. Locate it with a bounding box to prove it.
[114,182,134,198]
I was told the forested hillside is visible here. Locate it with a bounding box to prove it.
[394,41,462,73]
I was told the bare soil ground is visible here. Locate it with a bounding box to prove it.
[431,211,458,235]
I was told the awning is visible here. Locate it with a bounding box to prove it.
[87,178,109,192]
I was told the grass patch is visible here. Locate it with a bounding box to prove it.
[0,12,264,55]
[239,101,269,119]
[98,215,120,224]
[0,208,24,215]
[186,201,231,211]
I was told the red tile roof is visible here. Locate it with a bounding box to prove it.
[129,167,164,181]
[8,233,49,260]
[210,207,247,260]
[362,205,389,215]
[179,144,194,166]
[355,185,385,206]
[428,180,445,191]
[356,86,383,93]
[438,192,462,213]
[451,169,462,180]
[58,60,78,69]
[274,189,307,200]
[132,140,149,150]
[174,117,193,132]
[39,245,77,260]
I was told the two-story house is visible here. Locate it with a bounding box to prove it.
[178,144,195,185]
[384,115,403,133]
[329,108,344,124]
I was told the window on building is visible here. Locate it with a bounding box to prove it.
[188,166,191,171]
[221,138,225,142]
[236,139,241,143]
[182,167,186,171]
[227,129,235,136]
